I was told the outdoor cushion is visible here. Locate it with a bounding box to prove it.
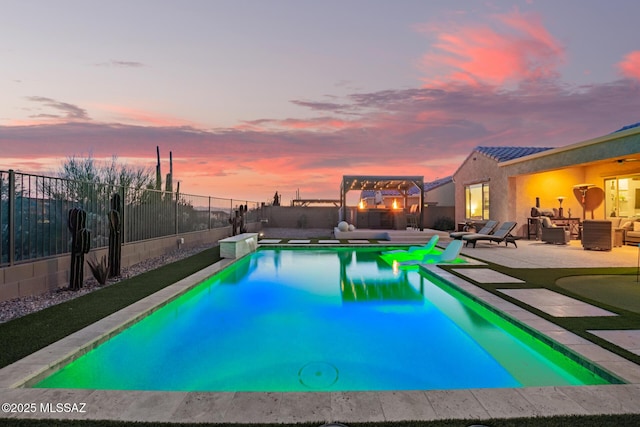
[540,216,554,228]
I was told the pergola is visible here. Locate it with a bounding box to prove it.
[340,175,425,231]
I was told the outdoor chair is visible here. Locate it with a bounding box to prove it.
[449,220,499,240]
[462,221,518,248]
[540,216,570,245]
[405,204,419,230]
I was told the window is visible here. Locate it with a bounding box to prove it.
[465,182,489,220]
[605,175,640,217]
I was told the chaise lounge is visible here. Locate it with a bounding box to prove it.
[462,221,518,248]
[449,220,499,240]
[382,235,439,255]
[397,239,464,267]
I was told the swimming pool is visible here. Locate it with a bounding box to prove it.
[34,247,616,392]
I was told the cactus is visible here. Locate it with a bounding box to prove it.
[239,204,247,233]
[68,207,91,290]
[229,209,239,236]
[165,151,173,193]
[108,193,122,277]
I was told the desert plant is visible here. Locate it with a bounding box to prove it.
[68,207,91,290]
[87,254,109,285]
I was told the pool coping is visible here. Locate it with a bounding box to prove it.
[1,247,639,423]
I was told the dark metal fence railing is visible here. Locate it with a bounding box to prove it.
[0,169,261,267]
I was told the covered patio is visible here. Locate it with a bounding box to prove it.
[339,175,425,231]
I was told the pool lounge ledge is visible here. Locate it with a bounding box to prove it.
[1,255,640,423]
[420,265,640,387]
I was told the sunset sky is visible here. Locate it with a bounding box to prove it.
[1,0,640,204]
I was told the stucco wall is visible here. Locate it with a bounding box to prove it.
[0,223,261,303]
[426,181,455,206]
[453,152,509,227]
[511,167,586,236]
[263,206,339,229]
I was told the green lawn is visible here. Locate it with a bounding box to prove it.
[2,414,640,427]
[0,246,221,369]
[441,263,640,365]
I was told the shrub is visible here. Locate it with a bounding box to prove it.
[432,216,455,231]
[87,254,109,285]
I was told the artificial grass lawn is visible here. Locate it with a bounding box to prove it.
[556,274,640,314]
[2,415,640,426]
[440,263,640,365]
[0,246,222,369]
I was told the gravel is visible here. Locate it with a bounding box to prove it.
[0,244,215,324]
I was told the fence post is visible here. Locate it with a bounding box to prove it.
[208,197,212,230]
[120,186,127,244]
[8,170,15,266]
[174,190,179,235]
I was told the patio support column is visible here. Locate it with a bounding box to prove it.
[419,181,424,231]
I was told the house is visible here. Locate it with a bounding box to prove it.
[453,124,640,238]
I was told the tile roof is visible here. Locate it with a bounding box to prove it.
[476,146,554,162]
[424,175,453,192]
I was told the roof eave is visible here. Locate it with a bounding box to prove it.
[499,125,640,167]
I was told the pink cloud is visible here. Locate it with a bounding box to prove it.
[237,117,361,132]
[618,51,640,80]
[2,77,639,202]
[97,104,204,128]
[418,10,564,87]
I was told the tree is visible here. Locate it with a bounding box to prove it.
[56,155,155,206]
[59,155,154,192]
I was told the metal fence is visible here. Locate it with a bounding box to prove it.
[0,170,261,267]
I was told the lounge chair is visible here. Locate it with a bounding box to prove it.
[449,220,499,240]
[462,221,518,248]
[382,235,439,255]
[397,239,464,266]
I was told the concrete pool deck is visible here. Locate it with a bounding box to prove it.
[1,230,639,423]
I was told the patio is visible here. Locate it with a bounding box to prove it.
[263,227,640,269]
[1,227,639,424]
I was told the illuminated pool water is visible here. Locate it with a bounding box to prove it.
[35,247,614,391]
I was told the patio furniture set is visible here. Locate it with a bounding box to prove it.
[527,210,640,250]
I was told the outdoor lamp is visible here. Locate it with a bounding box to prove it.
[557,196,565,218]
